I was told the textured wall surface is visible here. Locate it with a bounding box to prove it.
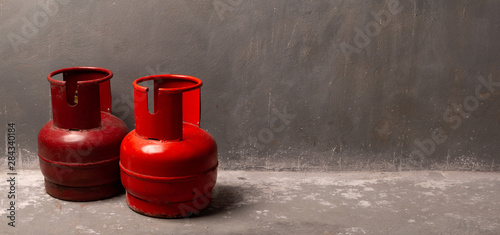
[1,0,499,171]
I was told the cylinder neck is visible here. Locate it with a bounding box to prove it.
[48,67,113,130]
[133,75,202,141]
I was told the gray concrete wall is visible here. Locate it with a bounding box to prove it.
[1,0,499,171]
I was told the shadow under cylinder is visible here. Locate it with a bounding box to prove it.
[38,67,128,201]
[120,74,218,218]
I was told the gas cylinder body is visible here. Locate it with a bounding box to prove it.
[38,67,128,201]
[120,75,218,218]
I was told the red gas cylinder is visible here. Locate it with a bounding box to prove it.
[120,74,218,218]
[38,67,128,201]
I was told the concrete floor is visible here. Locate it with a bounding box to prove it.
[0,170,499,235]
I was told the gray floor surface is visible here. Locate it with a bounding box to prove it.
[0,170,499,235]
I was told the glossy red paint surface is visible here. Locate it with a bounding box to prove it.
[38,67,128,201]
[120,75,218,218]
